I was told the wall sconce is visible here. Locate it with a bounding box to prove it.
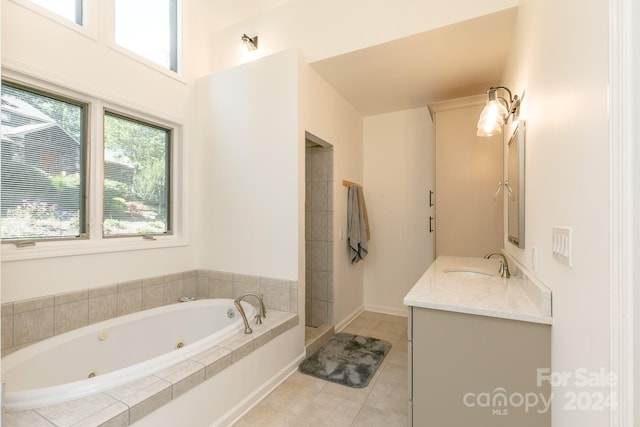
[241,33,258,51]
[477,86,521,137]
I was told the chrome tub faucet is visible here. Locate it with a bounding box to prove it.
[233,292,267,334]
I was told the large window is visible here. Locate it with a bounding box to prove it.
[29,0,83,25]
[103,112,171,237]
[0,79,176,247]
[114,0,179,72]
[0,81,88,241]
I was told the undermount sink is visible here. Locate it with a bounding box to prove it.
[442,267,498,277]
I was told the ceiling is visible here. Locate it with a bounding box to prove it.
[207,2,518,117]
[207,0,296,31]
[310,8,518,116]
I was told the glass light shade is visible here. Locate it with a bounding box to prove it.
[476,118,502,137]
[476,89,508,137]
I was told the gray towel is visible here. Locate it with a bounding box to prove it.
[347,185,369,264]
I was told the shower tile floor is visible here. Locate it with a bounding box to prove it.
[233,311,408,427]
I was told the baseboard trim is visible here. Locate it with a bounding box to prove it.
[364,304,409,318]
[335,305,365,332]
[217,350,306,426]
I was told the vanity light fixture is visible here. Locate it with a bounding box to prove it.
[241,33,258,51]
[477,86,521,137]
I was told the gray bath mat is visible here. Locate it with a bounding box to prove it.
[299,332,391,388]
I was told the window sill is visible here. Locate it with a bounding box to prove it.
[107,43,187,85]
[8,0,99,41]
[0,235,189,262]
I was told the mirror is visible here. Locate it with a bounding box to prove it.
[507,120,526,248]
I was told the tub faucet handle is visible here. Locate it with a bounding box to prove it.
[254,313,263,325]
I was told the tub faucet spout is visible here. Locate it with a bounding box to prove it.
[484,251,512,278]
[234,293,267,334]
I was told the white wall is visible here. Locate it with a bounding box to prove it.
[363,108,434,316]
[0,0,212,301]
[501,0,611,425]
[209,0,519,73]
[198,49,365,328]
[298,55,365,328]
[199,50,299,280]
[633,0,640,416]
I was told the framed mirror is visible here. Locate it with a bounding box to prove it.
[507,120,526,248]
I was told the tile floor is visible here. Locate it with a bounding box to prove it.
[233,311,408,427]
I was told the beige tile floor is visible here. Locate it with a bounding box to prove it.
[233,311,408,427]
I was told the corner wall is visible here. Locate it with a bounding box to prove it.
[197,49,365,334]
[501,0,611,425]
[298,54,365,329]
[199,50,299,281]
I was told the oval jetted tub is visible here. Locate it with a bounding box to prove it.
[2,298,255,412]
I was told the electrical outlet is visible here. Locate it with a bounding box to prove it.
[552,226,572,267]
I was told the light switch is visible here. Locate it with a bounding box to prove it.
[552,226,572,267]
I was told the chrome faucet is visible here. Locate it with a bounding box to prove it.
[484,251,512,278]
[233,292,267,334]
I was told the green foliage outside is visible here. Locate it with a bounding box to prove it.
[1,160,53,210]
[103,113,169,234]
[0,160,81,239]
[1,85,170,239]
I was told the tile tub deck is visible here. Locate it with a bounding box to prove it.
[4,310,299,427]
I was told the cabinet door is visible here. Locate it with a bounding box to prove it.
[412,308,551,426]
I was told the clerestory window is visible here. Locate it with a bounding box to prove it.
[114,0,179,72]
[28,0,83,25]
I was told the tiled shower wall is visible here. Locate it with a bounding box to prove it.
[305,144,333,327]
[1,270,298,355]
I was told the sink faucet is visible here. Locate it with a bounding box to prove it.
[484,252,512,278]
[234,292,267,334]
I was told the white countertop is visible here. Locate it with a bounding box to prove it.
[403,256,552,324]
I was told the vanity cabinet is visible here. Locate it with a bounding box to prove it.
[408,306,551,426]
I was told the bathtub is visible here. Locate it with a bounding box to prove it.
[2,298,255,412]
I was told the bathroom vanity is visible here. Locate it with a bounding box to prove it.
[403,256,552,426]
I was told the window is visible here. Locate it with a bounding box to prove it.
[29,0,83,25]
[103,112,171,237]
[114,0,179,72]
[1,78,178,251]
[0,81,88,241]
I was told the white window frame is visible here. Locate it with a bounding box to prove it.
[7,0,183,81]
[108,0,184,80]
[8,0,98,41]
[0,78,91,242]
[101,109,174,239]
[0,70,187,262]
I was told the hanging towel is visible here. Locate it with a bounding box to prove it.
[347,184,370,264]
[357,185,370,241]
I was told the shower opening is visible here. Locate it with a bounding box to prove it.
[305,132,334,347]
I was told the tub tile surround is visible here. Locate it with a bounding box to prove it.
[3,309,299,427]
[1,270,298,355]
